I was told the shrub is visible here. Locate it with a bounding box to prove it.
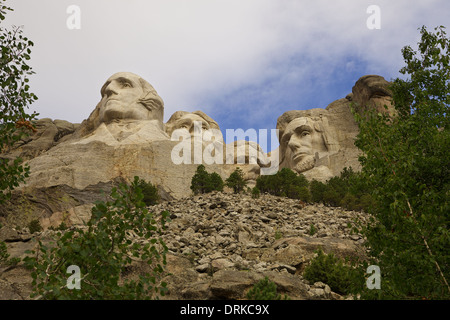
[0,241,9,264]
[256,168,309,199]
[190,165,224,194]
[209,172,224,192]
[309,179,327,203]
[0,240,20,267]
[246,276,289,300]
[225,167,247,194]
[135,178,160,206]
[340,192,358,211]
[309,224,317,236]
[28,219,42,234]
[292,185,311,202]
[308,168,375,211]
[303,249,364,296]
[251,187,260,199]
[322,187,341,207]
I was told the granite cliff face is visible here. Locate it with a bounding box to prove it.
[1,73,392,230]
[0,73,393,300]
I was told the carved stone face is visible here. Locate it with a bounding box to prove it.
[281,117,328,173]
[173,114,211,134]
[165,111,220,138]
[98,72,163,124]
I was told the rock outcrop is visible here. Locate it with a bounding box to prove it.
[0,73,392,230]
[277,74,393,181]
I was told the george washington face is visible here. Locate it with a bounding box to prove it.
[98,72,163,124]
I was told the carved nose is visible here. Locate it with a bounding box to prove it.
[104,83,118,98]
[288,135,302,151]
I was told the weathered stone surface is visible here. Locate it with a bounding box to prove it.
[277,99,361,182]
[276,74,393,182]
[2,73,391,210]
[0,179,121,229]
[4,118,79,161]
[0,73,384,300]
[351,75,394,115]
[0,191,368,300]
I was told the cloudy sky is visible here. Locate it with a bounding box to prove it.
[3,0,449,151]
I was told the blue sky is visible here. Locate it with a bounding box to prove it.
[3,0,450,152]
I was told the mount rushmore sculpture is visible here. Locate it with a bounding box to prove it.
[5,72,393,202]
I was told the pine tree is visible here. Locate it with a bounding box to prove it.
[225,167,247,194]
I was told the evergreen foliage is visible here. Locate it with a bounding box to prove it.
[209,172,224,193]
[28,219,42,234]
[256,168,310,201]
[246,276,288,300]
[190,165,224,194]
[309,167,375,212]
[225,167,247,194]
[303,249,364,296]
[251,186,260,199]
[135,178,160,206]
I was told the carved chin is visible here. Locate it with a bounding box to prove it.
[101,105,147,123]
[293,156,315,173]
[102,109,125,122]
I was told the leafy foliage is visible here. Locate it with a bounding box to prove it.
[354,26,450,299]
[225,167,247,194]
[0,0,39,203]
[24,176,170,300]
[190,165,224,194]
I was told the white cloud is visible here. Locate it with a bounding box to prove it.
[3,0,449,127]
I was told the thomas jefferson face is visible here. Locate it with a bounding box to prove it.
[281,117,327,173]
[98,72,163,124]
[174,114,210,134]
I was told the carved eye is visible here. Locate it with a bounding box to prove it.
[122,82,131,88]
[301,131,310,137]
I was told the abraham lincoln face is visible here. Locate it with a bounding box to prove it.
[280,117,328,173]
